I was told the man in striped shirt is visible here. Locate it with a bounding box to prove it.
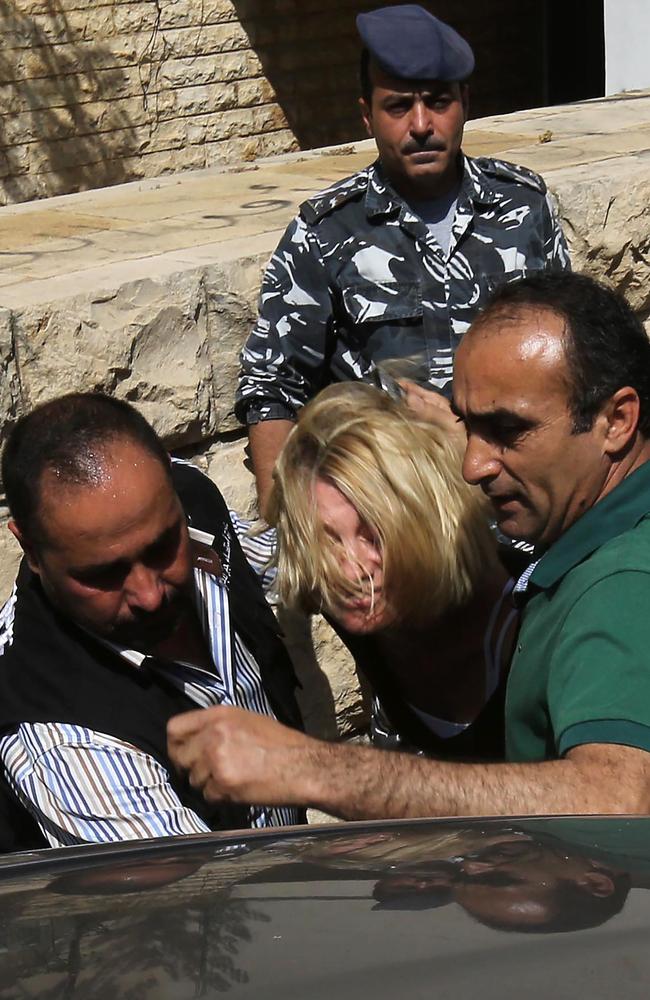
[0,393,303,850]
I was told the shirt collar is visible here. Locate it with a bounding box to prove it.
[513,558,540,601]
[529,461,650,592]
[365,154,497,218]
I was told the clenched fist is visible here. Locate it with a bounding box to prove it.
[167,705,319,807]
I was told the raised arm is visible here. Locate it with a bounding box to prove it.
[248,419,294,518]
[235,215,336,512]
[167,705,650,820]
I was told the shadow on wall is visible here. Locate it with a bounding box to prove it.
[0,0,138,204]
[231,0,367,150]
[232,0,545,151]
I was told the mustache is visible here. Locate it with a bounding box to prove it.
[401,137,446,155]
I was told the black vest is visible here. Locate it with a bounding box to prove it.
[0,462,303,850]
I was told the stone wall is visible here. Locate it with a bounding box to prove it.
[0,0,297,204]
[0,0,544,205]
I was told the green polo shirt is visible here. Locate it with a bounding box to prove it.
[506,460,650,762]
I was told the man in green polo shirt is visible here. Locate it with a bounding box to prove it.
[505,470,650,762]
[168,272,650,819]
[457,272,650,774]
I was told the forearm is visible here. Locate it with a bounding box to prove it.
[248,419,294,517]
[168,706,650,820]
[293,739,648,820]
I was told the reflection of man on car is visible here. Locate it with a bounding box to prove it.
[49,854,209,897]
[371,826,635,933]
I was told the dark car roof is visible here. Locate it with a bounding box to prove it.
[1,815,650,998]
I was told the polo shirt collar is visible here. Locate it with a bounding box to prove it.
[530,460,650,591]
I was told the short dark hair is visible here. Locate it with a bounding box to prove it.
[474,272,650,435]
[2,392,171,540]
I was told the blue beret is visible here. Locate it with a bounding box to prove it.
[357,5,475,82]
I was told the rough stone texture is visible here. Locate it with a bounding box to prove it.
[2,93,650,736]
[0,309,23,451]
[0,0,544,205]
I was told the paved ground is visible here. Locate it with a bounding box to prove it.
[1,90,650,311]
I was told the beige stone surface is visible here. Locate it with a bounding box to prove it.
[0,309,22,451]
[0,510,20,601]
[2,93,650,733]
[204,437,257,518]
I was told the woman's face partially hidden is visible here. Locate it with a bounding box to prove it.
[313,478,396,634]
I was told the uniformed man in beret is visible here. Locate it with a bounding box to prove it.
[237,4,570,512]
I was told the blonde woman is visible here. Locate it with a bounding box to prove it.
[267,381,518,760]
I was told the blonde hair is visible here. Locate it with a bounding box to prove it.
[267,382,496,629]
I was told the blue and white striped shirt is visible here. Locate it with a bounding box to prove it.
[0,514,294,848]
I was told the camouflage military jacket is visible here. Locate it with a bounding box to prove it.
[236,156,570,423]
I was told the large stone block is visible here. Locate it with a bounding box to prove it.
[159,82,239,117]
[552,154,650,319]
[203,254,266,433]
[4,4,160,49]
[1,126,297,203]
[0,63,135,112]
[0,507,21,604]
[204,438,257,518]
[159,0,240,30]
[7,19,252,85]
[159,50,263,89]
[205,128,297,162]
[12,273,215,447]
[0,309,24,453]
[11,100,290,183]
